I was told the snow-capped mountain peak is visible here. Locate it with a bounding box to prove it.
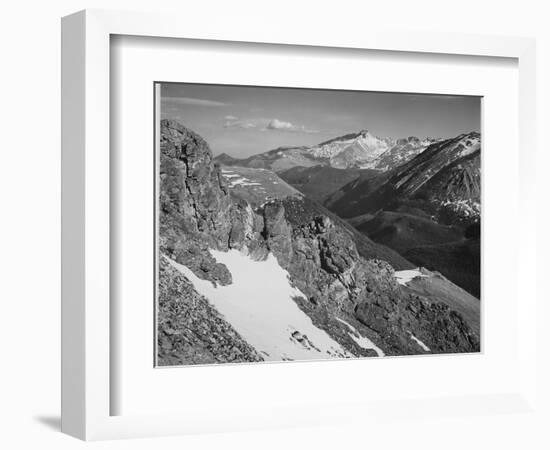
[305,130,395,168]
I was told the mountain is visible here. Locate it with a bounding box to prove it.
[307,130,393,168]
[214,130,435,172]
[327,132,481,224]
[158,119,480,366]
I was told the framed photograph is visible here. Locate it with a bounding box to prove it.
[61,9,537,440]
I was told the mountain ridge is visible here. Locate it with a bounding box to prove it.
[326,131,481,223]
[214,128,443,172]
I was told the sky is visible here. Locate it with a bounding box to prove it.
[160,83,481,158]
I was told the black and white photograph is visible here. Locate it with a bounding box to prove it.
[156,82,482,366]
[2,0,546,447]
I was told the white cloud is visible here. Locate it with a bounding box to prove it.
[265,119,295,130]
[265,119,319,133]
[162,96,228,107]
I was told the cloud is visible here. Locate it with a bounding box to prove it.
[265,118,319,133]
[162,96,228,107]
[265,119,295,130]
[224,117,318,133]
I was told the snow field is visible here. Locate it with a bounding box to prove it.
[167,250,351,361]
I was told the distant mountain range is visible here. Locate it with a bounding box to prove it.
[215,130,437,172]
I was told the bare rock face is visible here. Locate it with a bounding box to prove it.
[228,198,268,259]
[160,120,232,244]
[262,202,293,266]
[160,120,239,285]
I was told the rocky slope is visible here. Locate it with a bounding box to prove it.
[158,120,480,365]
[214,130,435,172]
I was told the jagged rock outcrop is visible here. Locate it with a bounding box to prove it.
[160,120,267,285]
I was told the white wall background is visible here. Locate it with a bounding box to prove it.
[0,0,547,448]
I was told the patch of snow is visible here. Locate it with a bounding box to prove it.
[221,171,265,187]
[394,172,415,190]
[232,180,262,187]
[223,175,263,188]
[336,317,385,357]
[258,199,275,209]
[441,199,480,219]
[457,136,481,157]
[166,251,352,361]
[409,333,431,352]
[394,268,427,286]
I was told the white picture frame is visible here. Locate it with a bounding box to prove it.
[61,9,537,441]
